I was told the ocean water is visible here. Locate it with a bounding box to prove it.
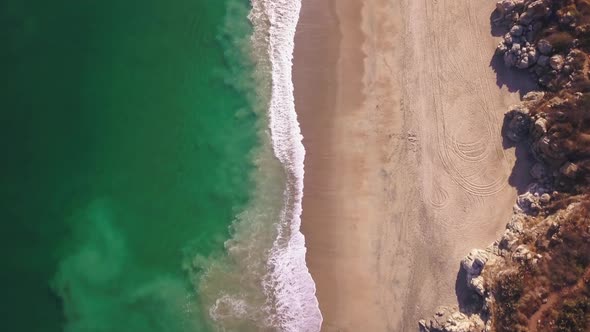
[1,0,321,331]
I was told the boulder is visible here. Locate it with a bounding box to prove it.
[507,215,525,233]
[500,230,519,250]
[419,306,486,332]
[522,91,545,104]
[504,33,513,45]
[560,162,579,178]
[462,249,490,277]
[537,39,553,55]
[537,54,549,66]
[513,245,533,262]
[519,0,551,25]
[511,42,521,52]
[496,0,516,15]
[539,193,551,204]
[516,183,552,214]
[516,55,530,69]
[469,276,486,297]
[503,51,517,67]
[533,118,548,136]
[534,135,567,165]
[505,106,532,142]
[549,54,564,70]
[496,42,509,54]
[530,162,549,180]
[517,191,539,214]
[510,25,525,36]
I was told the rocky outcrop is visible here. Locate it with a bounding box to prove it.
[418,184,583,331]
[419,1,590,330]
[494,0,552,69]
[493,0,590,91]
[462,249,492,297]
[504,91,544,142]
[419,306,485,332]
[504,88,590,187]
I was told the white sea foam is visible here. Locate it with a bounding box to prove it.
[249,0,323,331]
[197,0,322,330]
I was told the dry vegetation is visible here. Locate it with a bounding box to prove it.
[490,1,590,330]
[420,2,590,330]
[489,200,590,331]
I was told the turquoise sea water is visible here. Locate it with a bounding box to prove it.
[1,0,257,331]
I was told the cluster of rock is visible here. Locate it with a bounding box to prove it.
[493,0,551,27]
[505,91,590,186]
[504,91,544,141]
[493,0,590,90]
[494,0,552,69]
[419,306,485,332]
[419,1,590,330]
[419,182,559,332]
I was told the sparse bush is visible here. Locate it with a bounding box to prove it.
[555,296,590,331]
[493,272,526,330]
[546,31,575,51]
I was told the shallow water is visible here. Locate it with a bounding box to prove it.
[1,0,257,330]
[1,0,323,330]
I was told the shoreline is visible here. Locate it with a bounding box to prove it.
[295,0,393,329]
[294,0,535,330]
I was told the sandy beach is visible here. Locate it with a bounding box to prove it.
[293,0,535,330]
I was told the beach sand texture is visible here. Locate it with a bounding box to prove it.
[294,0,535,331]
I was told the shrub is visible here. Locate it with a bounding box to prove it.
[555,297,590,331]
[546,31,575,51]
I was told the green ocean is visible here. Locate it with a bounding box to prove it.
[1,0,258,330]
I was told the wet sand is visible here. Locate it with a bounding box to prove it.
[294,0,534,330]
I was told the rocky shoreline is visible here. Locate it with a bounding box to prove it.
[420,1,590,331]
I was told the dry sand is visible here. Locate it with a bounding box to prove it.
[294,0,535,331]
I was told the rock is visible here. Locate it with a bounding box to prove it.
[505,106,532,141]
[520,2,551,24]
[496,0,516,15]
[517,192,539,214]
[461,249,492,296]
[500,230,519,250]
[519,12,533,25]
[470,276,486,296]
[504,33,513,45]
[419,319,429,331]
[522,91,545,104]
[537,54,549,66]
[526,31,535,43]
[534,135,567,165]
[513,245,533,261]
[462,249,490,277]
[516,56,530,69]
[530,162,549,180]
[508,215,525,233]
[510,25,525,36]
[540,193,551,204]
[516,183,552,214]
[560,162,579,178]
[529,182,550,197]
[528,48,538,61]
[533,118,548,136]
[560,10,576,27]
[512,43,521,51]
[504,52,517,67]
[498,32,543,69]
[537,39,553,55]
[521,0,551,25]
[549,54,564,70]
[496,42,508,54]
[420,306,486,332]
